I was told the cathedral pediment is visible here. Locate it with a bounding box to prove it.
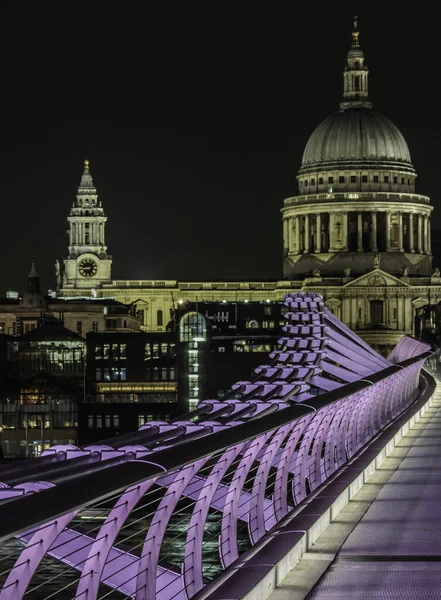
[412,297,429,308]
[343,269,411,288]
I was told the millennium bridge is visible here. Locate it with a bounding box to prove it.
[0,292,437,600]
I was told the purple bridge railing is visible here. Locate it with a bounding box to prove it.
[0,293,433,600]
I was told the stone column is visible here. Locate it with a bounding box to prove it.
[423,216,429,253]
[427,217,432,254]
[304,214,310,253]
[342,212,349,251]
[283,218,288,252]
[295,216,300,253]
[371,212,378,252]
[417,214,423,253]
[386,212,391,251]
[409,213,414,252]
[398,212,404,252]
[71,223,75,246]
[351,297,357,329]
[423,215,429,254]
[316,213,322,252]
[357,212,363,252]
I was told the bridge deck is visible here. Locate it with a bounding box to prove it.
[268,376,441,600]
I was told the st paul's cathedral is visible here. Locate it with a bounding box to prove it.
[55,19,441,352]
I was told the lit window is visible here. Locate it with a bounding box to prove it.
[120,368,127,381]
[95,368,101,381]
[96,415,102,428]
[120,344,127,359]
[113,415,119,427]
[152,343,160,358]
[112,368,119,381]
[162,367,168,380]
[153,367,159,380]
[138,415,146,427]
[247,320,259,328]
[103,368,110,381]
[179,312,207,342]
[218,347,225,353]
[88,415,94,428]
[105,415,111,428]
[103,344,110,359]
[145,344,152,360]
[95,345,102,360]
[112,344,119,360]
[169,367,176,380]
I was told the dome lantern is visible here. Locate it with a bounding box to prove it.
[341,16,372,110]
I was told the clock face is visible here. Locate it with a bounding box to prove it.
[78,258,98,278]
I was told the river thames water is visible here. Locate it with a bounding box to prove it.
[0,498,251,599]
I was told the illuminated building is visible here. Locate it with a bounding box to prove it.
[54,19,441,353]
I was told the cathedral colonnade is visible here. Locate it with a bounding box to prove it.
[283,207,432,255]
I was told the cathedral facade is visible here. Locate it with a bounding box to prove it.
[56,20,441,352]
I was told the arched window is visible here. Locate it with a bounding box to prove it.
[157,309,163,327]
[179,312,207,342]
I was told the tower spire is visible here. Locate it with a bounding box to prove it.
[28,260,40,293]
[340,16,372,110]
[352,16,360,47]
[78,159,96,193]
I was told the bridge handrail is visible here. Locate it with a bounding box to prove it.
[0,348,433,544]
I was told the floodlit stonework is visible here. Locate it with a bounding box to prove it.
[55,19,441,351]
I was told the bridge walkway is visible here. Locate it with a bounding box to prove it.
[267,375,441,600]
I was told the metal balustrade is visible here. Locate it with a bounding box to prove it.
[0,292,433,600]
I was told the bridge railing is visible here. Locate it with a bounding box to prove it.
[0,346,433,599]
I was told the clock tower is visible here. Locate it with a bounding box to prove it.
[58,160,112,291]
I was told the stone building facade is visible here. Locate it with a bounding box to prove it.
[55,19,441,352]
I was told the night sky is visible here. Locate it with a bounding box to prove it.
[1,3,439,294]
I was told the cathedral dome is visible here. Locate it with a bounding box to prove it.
[301,107,412,168]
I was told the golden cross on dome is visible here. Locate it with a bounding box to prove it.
[352,16,360,46]
[84,159,90,173]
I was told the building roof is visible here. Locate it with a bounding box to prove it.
[18,322,84,342]
[301,108,412,169]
